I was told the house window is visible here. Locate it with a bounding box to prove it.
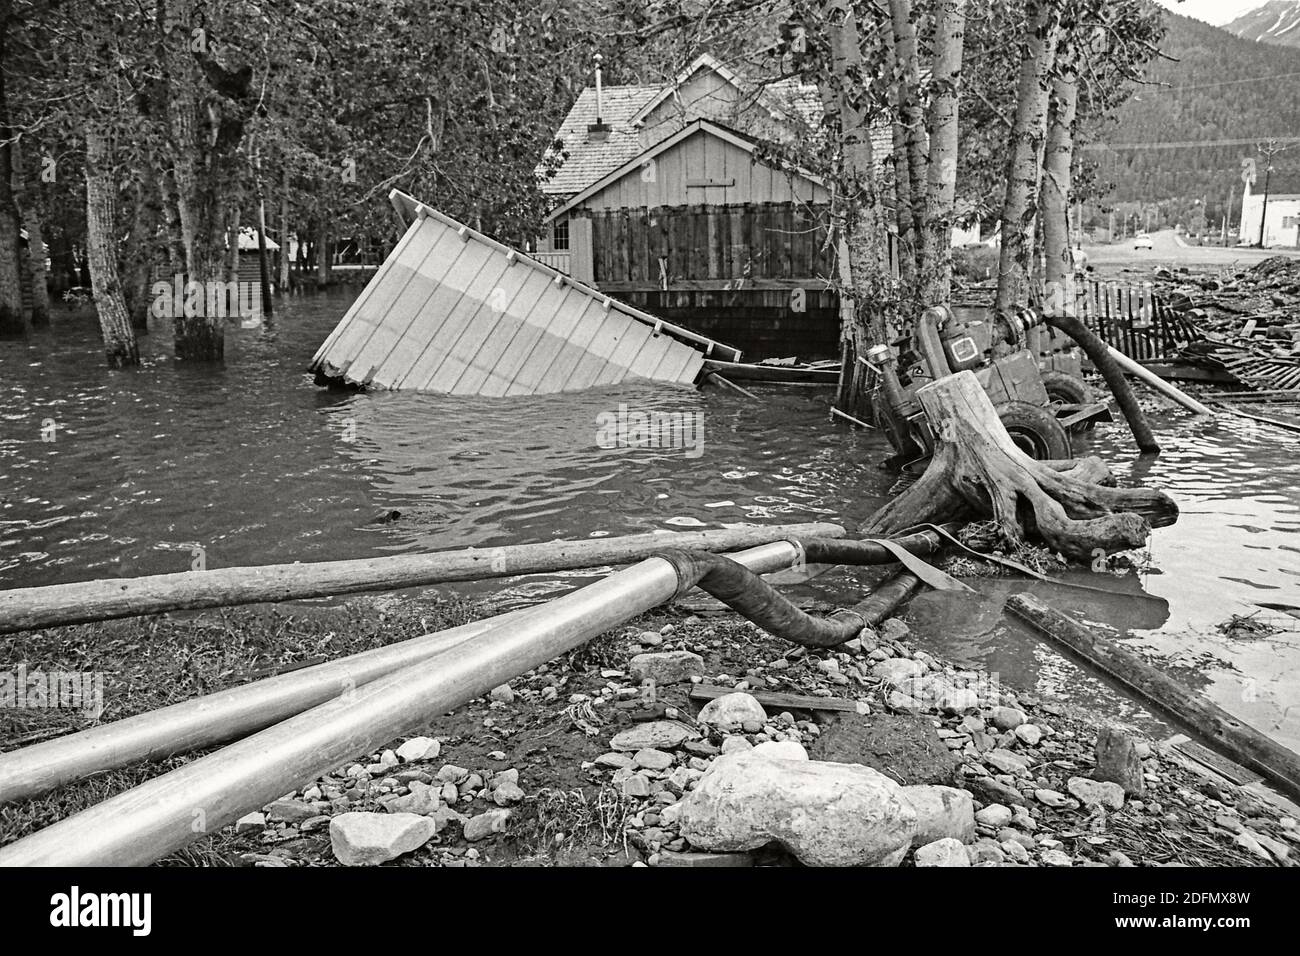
[552,218,570,251]
[1283,216,1299,229]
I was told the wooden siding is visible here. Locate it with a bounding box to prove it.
[578,128,829,210]
[310,191,740,396]
[586,202,835,291]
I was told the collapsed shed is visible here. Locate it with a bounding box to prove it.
[310,191,739,397]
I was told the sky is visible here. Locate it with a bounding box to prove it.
[1154,0,1281,26]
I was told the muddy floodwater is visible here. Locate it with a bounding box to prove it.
[3,292,1298,753]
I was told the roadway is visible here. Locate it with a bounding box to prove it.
[1083,229,1300,274]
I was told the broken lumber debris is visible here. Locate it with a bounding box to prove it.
[309,189,739,396]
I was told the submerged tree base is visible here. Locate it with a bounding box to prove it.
[173,316,225,362]
[864,371,1178,561]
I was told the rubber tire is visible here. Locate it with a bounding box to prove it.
[994,401,1072,461]
[1040,370,1097,433]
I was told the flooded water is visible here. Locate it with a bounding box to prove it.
[2,292,1298,752]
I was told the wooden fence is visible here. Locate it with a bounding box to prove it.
[584,202,837,292]
[1075,280,1204,363]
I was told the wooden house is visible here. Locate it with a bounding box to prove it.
[536,54,889,358]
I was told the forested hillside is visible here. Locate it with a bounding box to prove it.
[1097,7,1300,229]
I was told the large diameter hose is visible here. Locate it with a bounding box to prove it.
[1042,312,1161,454]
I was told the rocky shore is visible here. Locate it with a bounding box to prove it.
[134,602,1298,868]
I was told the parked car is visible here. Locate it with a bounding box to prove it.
[1134,233,1154,251]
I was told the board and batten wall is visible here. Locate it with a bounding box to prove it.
[559,127,829,287]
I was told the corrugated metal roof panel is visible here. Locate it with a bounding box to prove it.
[310,192,738,396]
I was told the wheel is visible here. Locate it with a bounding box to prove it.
[994,401,1072,461]
[1040,371,1097,433]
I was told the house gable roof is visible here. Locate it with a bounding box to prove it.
[539,53,830,201]
[544,118,827,223]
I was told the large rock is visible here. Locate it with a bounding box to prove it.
[1094,727,1144,796]
[697,693,767,732]
[808,712,959,786]
[395,736,441,762]
[380,780,442,816]
[871,658,925,686]
[609,721,700,751]
[1068,776,1125,810]
[676,750,917,867]
[329,812,438,866]
[629,651,705,685]
[463,808,513,842]
[902,785,975,846]
[914,838,970,867]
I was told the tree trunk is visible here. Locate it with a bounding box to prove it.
[0,35,26,335]
[1041,72,1077,313]
[163,0,247,361]
[124,170,161,333]
[864,371,1176,560]
[919,0,967,307]
[10,141,51,327]
[827,0,891,419]
[888,0,928,263]
[278,166,291,294]
[315,214,330,288]
[882,17,916,287]
[994,0,1061,314]
[84,129,140,367]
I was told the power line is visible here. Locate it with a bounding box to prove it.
[1140,69,1300,94]
[1082,136,1300,151]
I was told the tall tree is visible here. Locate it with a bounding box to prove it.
[918,0,967,306]
[84,127,138,366]
[995,0,1062,313]
[0,0,26,334]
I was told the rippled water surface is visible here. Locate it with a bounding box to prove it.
[2,293,1297,751]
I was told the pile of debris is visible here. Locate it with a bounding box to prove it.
[1148,258,1300,393]
[217,611,1298,868]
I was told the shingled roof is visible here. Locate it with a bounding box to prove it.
[538,85,658,197]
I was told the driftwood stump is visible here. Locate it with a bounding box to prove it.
[865,372,1177,560]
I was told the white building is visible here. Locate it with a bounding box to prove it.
[1239,184,1300,248]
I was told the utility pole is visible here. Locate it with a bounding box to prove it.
[1256,140,1289,248]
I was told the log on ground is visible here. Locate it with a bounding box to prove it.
[0,521,845,634]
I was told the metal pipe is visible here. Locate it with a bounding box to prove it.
[0,608,532,805]
[0,541,807,806]
[0,545,801,866]
[1105,346,1215,416]
[915,306,953,380]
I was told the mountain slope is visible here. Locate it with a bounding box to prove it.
[1100,7,1300,220]
[1224,0,1300,49]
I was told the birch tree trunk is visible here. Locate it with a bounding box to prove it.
[1041,71,1078,314]
[84,129,140,367]
[10,141,51,327]
[919,0,967,307]
[827,0,891,419]
[994,0,1062,314]
[888,0,928,271]
[882,19,915,286]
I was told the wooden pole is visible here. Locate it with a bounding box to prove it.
[1007,593,1300,804]
[0,523,845,634]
